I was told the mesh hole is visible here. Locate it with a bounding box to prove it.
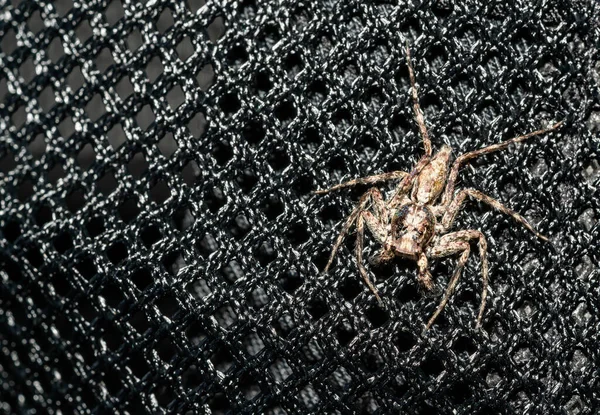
[115,76,134,100]
[420,353,445,377]
[119,196,140,223]
[146,56,164,83]
[2,220,21,243]
[100,283,125,309]
[196,63,215,90]
[128,152,148,178]
[0,29,16,55]
[11,106,26,129]
[162,250,186,274]
[106,240,128,264]
[204,186,226,213]
[227,42,248,67]
[105,0,125,26]
[173,205,195,231]
[158,132,178,158]
[136,104,155,130]
[307,297,329,320]
[395,330,417,353]
[97,171,118,196]
[267,147,290,171]
[187,111,207,138]
[167,84,185,110]
[278,269,303,294]
[53,231,73,254]
[214,303,237,328]
[220,93,241,114]
[364,304,389,328]
[28,10,45,35]
[239,373,261,400]
[156,8,174,34]
[0,150,16,174]
[67,65,84,90]
[47,37,65,63]
[19,57,35,83]
[131,267,153,290]
[85,216,105,238]
[207,16,226,44]
[182,365,202,391]
[182,160,201,185]
[176,36,194,61]
[260,195,284,220]
[34,203,52,227]
[95,48,115,73]
[76,143,96,170]
[243,120,265,145]
[243,331,265,356]
[208,392,231,414]
[139,227,161,252]
[149,179,171,204]
[65,187,86,212]
[58,116,75,138]
[157,294,180,319]
[335,320,357,346]
[75,19,92,43]
[126,29,143,52]
[186,0,206,13]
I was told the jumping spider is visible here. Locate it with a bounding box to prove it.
[316,46,563,331]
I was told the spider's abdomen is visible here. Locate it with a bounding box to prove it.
[392,204,436,255]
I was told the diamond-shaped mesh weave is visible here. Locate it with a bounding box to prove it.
[1,0,599,413]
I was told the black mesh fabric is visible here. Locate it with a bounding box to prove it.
[1,0,599,413]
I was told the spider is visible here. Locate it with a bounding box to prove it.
[315,46,563,331]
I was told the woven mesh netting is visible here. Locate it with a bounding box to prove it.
[1,0,599,413]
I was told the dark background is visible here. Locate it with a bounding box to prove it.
[0,0,599,413]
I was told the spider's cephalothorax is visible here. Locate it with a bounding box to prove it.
[315,46,564,332]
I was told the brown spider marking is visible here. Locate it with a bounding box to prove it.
[315,45,564,332]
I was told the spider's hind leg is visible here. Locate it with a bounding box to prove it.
[323,188,385,273]
[424,230,488,332]
[356,213,384,305]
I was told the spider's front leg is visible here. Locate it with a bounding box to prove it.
[424,230,489,332]
[315,170,408,195]
[440,121,564,207]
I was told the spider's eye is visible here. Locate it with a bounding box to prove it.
[393,205,410,223]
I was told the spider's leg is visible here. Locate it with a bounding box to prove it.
[356,213,383,305]
[441,188,548,242]
[417,253,434,291]
[405,44,432,157]
[440,121,564,206]
[323,188,383,273]
[363,209,397,267]
[424,230,488,331]
[315,170,408,195]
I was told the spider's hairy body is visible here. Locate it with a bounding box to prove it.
[391,204,435,259]
[316,46,564,332]
[412,145,451,205]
